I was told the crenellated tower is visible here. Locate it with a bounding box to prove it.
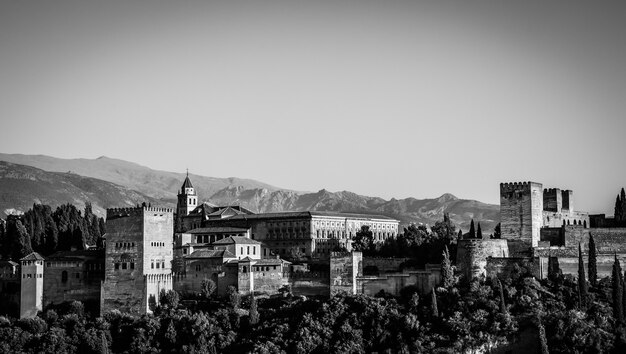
[500,181,543,256]
[176,171,197,232]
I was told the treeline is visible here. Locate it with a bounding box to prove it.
[351,213,458,264]
[0,203,105,260]
[2,259,624,353]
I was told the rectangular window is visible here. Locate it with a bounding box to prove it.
[247,246,250,254]
[122,263,127,270]
[151,263,154,269]
[241,247,243,254]
[27,274,32,278]
[75,273,80,279]
[156,262,160,269]
[253,247,256,255]
[115,263,119,270]
[130,263,135,269]
[161,262,165,269]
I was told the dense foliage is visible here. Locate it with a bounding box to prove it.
[2,262,624,353]
[0,203,105,260]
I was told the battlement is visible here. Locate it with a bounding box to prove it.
[500,181,542,193]
[106,206,174,219]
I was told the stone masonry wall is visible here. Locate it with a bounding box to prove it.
[500,182,543,255]
[456,239,509,279]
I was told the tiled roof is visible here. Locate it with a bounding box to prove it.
[216,211,397,222]
[207,206,246,217]
[20,252,44,261]
[181,176,194,190]
[46,249,104,260]
[186,227,249,234]
[254,258,290,265]
[0,260,18,267]
[212,236,261,245]
[186,249,236,259]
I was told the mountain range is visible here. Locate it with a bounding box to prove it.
[0,154,500,232]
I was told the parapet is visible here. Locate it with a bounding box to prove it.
[106,206,174,220]
[500,181,542,193]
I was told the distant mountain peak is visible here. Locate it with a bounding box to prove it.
[437,193,458,203]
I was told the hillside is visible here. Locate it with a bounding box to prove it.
[0,155,500,232]
[0,153,285,202]
[0,161,160,216]
[208,186,499,232]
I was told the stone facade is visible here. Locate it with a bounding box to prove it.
[43,250,104,311]
[456,239,509,279]
[500,182,544,255]
[101,206,174,315]
[19,252,44,318]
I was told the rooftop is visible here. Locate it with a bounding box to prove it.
[186,249,236,259]
[186,227,249,234]
[213,236,261,245]
[20,252,44,261]
[216,211,397,222]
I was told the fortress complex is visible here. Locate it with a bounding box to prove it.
[3,174,403,318]
[458,181,626,282]
[175,174,399,259]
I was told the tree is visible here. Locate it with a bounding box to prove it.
[538,321,550,354]
[6,219,33,260]
[492,223,501,239]
[441,246,455,288]
[227,286,240,309]
[249,295,259,325]
[431,290,438,318]
[352,225,373,253]
[612,256,624,323]
[457,229,463,240]
[476,222,483,239]
[498,279,507,314]
[201,279,217,299]
[468,219,476,239]
[577,243,587,308]
[588,235,597,287]
[159,289,180,310]
[548,257,561,282]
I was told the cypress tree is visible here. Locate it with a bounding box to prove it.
[588,235,598,287]
[249,295,259,325]
[493,222,501,239]
[468,219,476,239]
[498,279,507,314]
[548,257,561,282]
[621,188,626,221]
[538,321,550,354]
[578,243,587,308]
[617,195,624,223]
[441,246,454,288]
[457,229,463,240]
[477,222,483,239]
[431,289,438,318]
[613,256,624,323]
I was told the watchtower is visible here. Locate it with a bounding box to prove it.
[19,252,44,318]
[101,206,174,315]
[500,182,543,255]
[176,172,197,232]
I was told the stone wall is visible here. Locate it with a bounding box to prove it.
[363,257,412,275]
[288,271,330,296]
[485,257,542,280]
[500,182,543,254]
[358,269,441,296]
[456,239,509,279]
[540,228,564,246]
[43,254,104,310]
[102,207,174,315]
[329,252,362,295]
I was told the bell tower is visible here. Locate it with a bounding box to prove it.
[176,170,197,232]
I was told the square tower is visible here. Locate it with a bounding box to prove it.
[102,206,173,315]
[19,252,44,318]
[500,182,543,255]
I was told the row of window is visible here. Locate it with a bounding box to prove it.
[151,261,166,269]
[151,242,167,247]
[22,274,43,278]
[114,242,135,249]
[240,246,256,255]
[114,262,135,270]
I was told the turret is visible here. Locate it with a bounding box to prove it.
[20,252,44,318]
[176,171,197,232]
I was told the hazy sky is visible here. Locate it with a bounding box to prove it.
[1,0,625,214]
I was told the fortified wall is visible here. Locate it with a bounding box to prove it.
[500,182,543,255]
[456,239,509,279]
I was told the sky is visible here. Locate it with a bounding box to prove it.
[1,0,625,214]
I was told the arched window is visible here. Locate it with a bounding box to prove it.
[242,266,247,273]
[61,271,68,283]
[584,220,587,228]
